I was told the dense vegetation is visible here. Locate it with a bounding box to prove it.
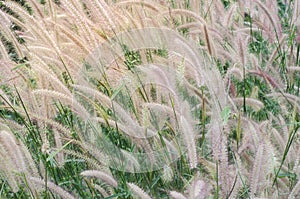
[1,0,300,198]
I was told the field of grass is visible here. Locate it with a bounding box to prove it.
[1,0,300,198]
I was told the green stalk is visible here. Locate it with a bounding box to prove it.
[236,112,241,148]
[201,87,206,147]
[243,64,246,114]
[296,45,299,65]
[273,107,300,187]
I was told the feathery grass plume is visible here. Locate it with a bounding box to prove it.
[119,65,178,114]
[28,113,73,138]
[115,0,166,29]
[223,3,237,28]
[119,27,225,107]
[267,92,300,112]
[250,141,276,198]
[170,177,212,199]
[32,89,90,119]
[188,178,211,199]
[79,116,168,172]
[248,69,282,89]
[0,129,39,193]
[271,126,287,152]
[202,24,214,56]
[62,148,104,170]
[0,9,24,59]
[238,0,280,42]
[143,102,178,128]
[254,0,282,40]
[0,130,25,192]
[228,153,246,198]
[176,21,202,35]
[235,117,280,196]
[250,143,266,197]
[276,114,291,144]
[292,0,300,23]
[52,128,65,166]
[162,165,173,183]
[287,66,300,73]
[0,120,23,137]
[82,0,117,30]
[2,0,107,77]
[59,0,99,48]
[240,118,266,150]
[30,177,76,199]
[0,40,10,60]
[233,97,264,111]
[25,0,45,18]
[270,123,297,165]
[127,182,153,199]
[289,179,300,199]
[49,21,91,54]
[224,66,243,83]
[79,27,228,172]
[115,65,198,168]
[74,137,112,165]
[265,34,286,68]
[212,128,231,196]
[92,183,110,198]
[2,1,60,50]
[99,24,229,192]
[170,191,187,199]
[80,170,118,188]
[0,153,19,192]
[237,35,249,67]
[119,150,141,171]
[0,61,22,89]
[2,0,300,198]
[40,124,50,153]
[0,130,26,169]
[160,8,206,25]
[179,103,197,169]
[198,157,218,178]
[292,154,300,175]
[116,0,161,13]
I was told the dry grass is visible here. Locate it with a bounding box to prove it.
[1,0,300,198]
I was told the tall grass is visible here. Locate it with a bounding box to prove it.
[1,0,300,198]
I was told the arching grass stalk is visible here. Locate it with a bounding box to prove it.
[243,62,246,114]
[200,86,206,147]
[296,44,300,65]
[273,106,300,187]
[231,151,251,199]
[236,112,241,148]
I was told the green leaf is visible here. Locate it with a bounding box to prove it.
[46,140,73,162]
[111,83,125,100]
[11,63,27,71]
[221,106,231,125]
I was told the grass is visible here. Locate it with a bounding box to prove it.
[1,0,300,198]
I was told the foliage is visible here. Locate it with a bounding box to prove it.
[1,0,300,198]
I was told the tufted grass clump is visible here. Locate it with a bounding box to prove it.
[1,0,300,198]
